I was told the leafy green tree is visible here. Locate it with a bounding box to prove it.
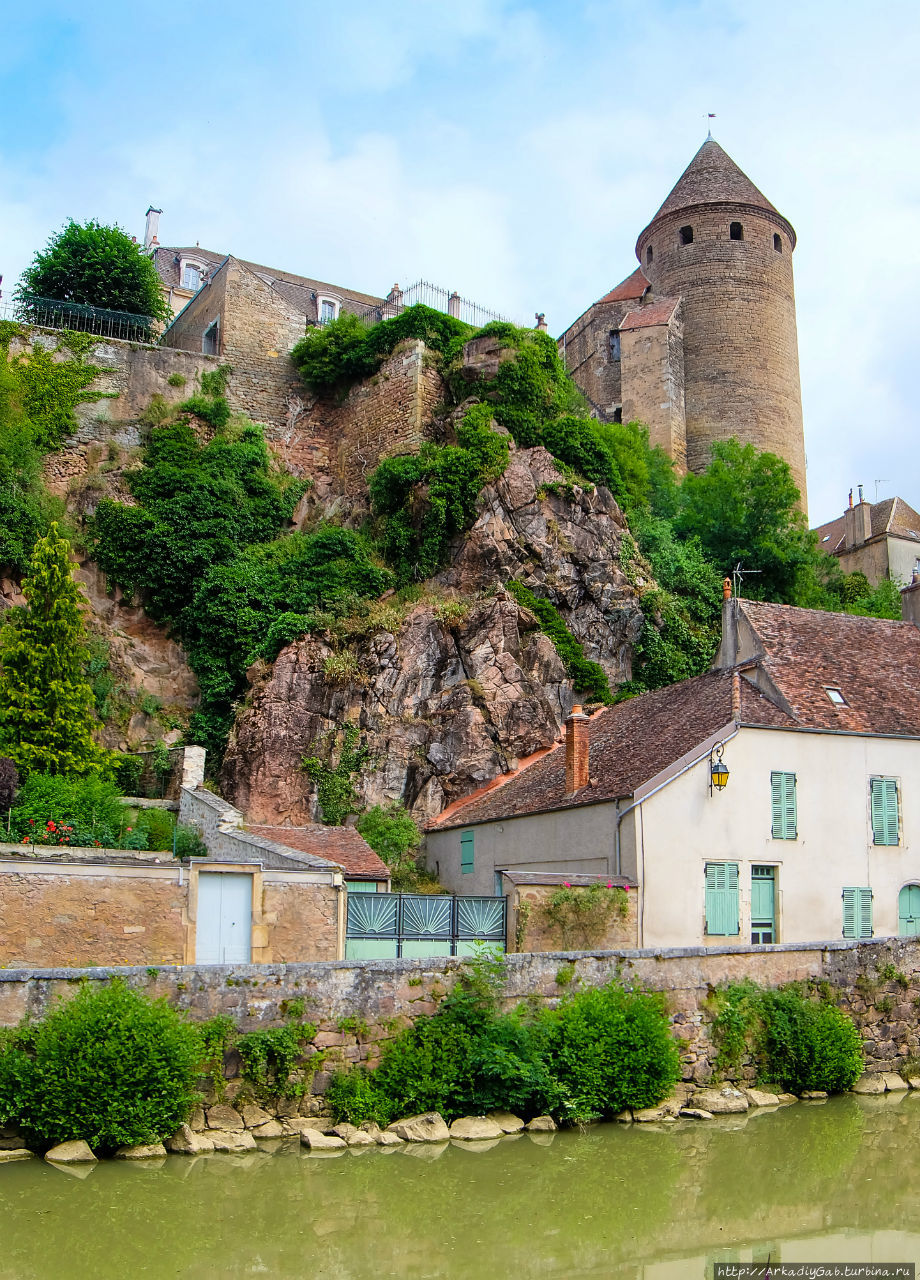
[355,802,422,884]
[17,220,170,323]
[675,439,820,603]
[0,523,107,778]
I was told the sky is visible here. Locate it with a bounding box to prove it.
[2,0,919,527]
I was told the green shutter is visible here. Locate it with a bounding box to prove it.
[770,772,797,839]
[705,862,739,936]
[871,778,900,846]
[843,886,873,939]
[460,830,474,874]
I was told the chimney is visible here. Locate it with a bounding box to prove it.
[447,291,462,319]
[902,570,920,629]
[144,206,163,250]
[843,486,872,551]
[535,312,548,331]
[564,705,590,794]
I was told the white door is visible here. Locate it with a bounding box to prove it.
[196,873,253,963]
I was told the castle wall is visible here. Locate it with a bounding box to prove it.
[559,301,628,419]
[637,206,807,507]
[621,312,687,471]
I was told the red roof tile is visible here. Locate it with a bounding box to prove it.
[730,598,920,735]
[246,825,389,879]
[596,268,651,304]
[619,298,680,330]
[814,497,920,556]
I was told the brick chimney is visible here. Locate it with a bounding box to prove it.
[843,485,872,551]
[447,291,462,319]
[564,705,589,794]
[535,312,548,331]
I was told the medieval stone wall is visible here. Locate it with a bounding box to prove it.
[620,312,687,470]
[5,938,920,1087]
[637,205,806,504]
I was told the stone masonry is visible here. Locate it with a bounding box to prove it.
[5,938,920,1087]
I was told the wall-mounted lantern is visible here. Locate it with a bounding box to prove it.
[709,742,730,794]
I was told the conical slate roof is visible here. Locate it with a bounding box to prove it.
[648,139,781,223]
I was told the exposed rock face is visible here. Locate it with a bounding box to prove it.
[436,447,647,685]
[222,447,647,824]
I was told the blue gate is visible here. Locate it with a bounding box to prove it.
[345,892,506,960]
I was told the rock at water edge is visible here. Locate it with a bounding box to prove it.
[449,1116,505,1141]
[487,1111,525,1134]
[210,1131,257,1152]
[881,1073,909,1092]
[0,1149,34,1162]
[301,1131,347,1151]
[115,1144,167,1160]
[252,1120,285,1139]
[45,1140,97,1164]
[689,1088,748,1115]
[743,1088,780,1107]
[387,1113,451,1143]
[525,1116,557,1132]
[166,1125,215,1155]
[851,1075,887,1095]
[679,1109,714,1121]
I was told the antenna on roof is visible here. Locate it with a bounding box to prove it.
[874,480,890,502]
[731,562,761,598]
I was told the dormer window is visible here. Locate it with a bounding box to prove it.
[825,687,848,707]
[181,261,203,291]
[317,297,340,325]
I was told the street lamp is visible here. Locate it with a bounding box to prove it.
[709,742,730,795]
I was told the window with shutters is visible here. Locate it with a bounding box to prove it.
[842,886,873,939]
[770,771,797,839]
[460,830,474,875]
[870,777,900,846]
[704,862,739,936]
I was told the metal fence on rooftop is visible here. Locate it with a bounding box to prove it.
[351,279,511,330]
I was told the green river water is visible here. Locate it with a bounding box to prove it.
[2,1093,920,1278]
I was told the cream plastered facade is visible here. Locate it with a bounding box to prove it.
[624,724,920,949]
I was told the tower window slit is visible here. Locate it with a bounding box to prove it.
[773,233,783,252]
[730,221,743,241]
[679,225,694,246]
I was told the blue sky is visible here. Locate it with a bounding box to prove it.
[3,0,919,526]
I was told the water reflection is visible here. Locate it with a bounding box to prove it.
[1,1096,919,1278]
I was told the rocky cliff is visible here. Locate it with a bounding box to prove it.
[221,447,647,823]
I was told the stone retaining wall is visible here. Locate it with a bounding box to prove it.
[4,937,920,1087]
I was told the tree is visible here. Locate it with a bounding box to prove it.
[675,439,821,603]
[0,355,49,573]
[0,523,107,777]
[17,220,170,324]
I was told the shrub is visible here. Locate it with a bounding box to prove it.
[235,1019,318,1099]
[537,983,680,1122]
[758,987,863,1094]
[111,752,143,795]
[0,979,201,1150]
[302,724,370,825]
[173,824,208,859]
[8,772,128,847]
[355,803,421,884]
[539,882,628,948]
[325,1068,382,1126]
[135,806,175,852]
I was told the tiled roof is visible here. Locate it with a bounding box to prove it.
[152,246,384,321]
[813,497,920,555]
[619,298,680,330]
[430,670,781,830]
[732,598,920,735]
[247,825,389,879]
[596,268,651,305]
[431,596,920,830]
[640,140,794,246]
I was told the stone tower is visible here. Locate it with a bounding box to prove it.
[635,139,806,506]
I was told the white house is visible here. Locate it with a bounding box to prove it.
[426,589,920,949]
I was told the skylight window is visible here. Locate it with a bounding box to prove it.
[825,687,848,707]
[821,534,830,542]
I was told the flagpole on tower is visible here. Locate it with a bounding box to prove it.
[706,112,716,139]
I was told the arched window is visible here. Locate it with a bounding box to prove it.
[773,233,783,253]
[679,225,694,246]
[646,245,653,265]
[730,222,743,241]
[609,330,621,361]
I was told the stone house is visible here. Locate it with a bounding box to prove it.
[0,758,389,968]
[813,489,920,587]
[427,587,920,950]
[559,137,807,508]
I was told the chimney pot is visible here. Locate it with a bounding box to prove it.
[564,706,589,795]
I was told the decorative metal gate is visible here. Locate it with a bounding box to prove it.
[345,892,506,960]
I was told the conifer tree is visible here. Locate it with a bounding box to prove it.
[0,523,106,777]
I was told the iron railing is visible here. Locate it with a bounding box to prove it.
[350,280,511,330]
[1,295,159,343]
[346,891,506,958]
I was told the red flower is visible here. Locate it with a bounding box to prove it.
[564,881,571,888]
